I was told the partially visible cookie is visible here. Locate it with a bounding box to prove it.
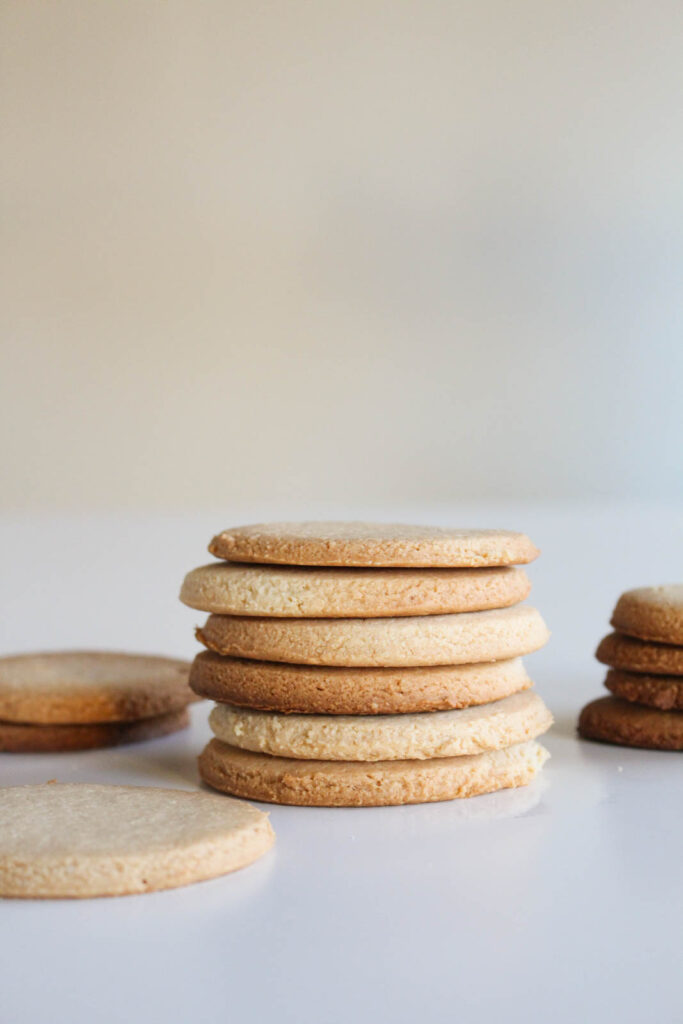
[596,632,683,676]
[208,691,552,761]
[208,522,539,568]
[0,652,195,725]
[198,738,549,806]
[180,562,531,618]
[0,707,190,753]
[0,783,274,897]
[604,669,683,711]
[611,585,683,645]
[196,605,549,667]
[578,696,683,750]
[189,651,532,714]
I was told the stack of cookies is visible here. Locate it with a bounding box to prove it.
[579,584,683,751]
[181,522,553,806]
[0,651,195,752]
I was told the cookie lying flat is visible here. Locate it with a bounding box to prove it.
[209,691,552,761]
[578,696,683,751]
[0,707,189,753]
[190,651,531,714]
[0,651,194,725]
[611,585,683,645]
[0,783,274,897]
[199,738,549,806]
[197,605,549,667]
[596,632,683,676]
[604,669,683,711]
[180,563,531,618]
[208,522,539,568]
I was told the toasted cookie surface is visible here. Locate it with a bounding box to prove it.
[578,696,683,750]
[0,707,189,753]
[596,632,683,676]
[197,605,549,667]
[209,691,552,761]
[604,669,683,711]
[0,783,274,897]
[180,562,531,617]
[190,651,531,714]
[611,585,683,645]
[199,738,549,806]
[0,651,194,725]
[208,522,539,568]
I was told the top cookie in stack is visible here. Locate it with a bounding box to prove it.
[181,522,552,806]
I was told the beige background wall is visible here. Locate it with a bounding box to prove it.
[2,1,682,511]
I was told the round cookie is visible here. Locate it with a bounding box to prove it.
[604,669,683,711]
[199,738,549,807]
[0,707,190,753]
[190,651,532,714]
[209,691,553,761]
[578,696,683,751]
[196,605,549,667]
[0,651,195,725]
[208,521,539,568]
[0,783,274,897]
[180,563,531,618]
[611,585,683,644]
[596,632,683,676]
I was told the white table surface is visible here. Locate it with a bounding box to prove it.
[1,504,681,1024]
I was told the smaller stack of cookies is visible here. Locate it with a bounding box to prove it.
[579,584,683,751]
[182,522,553,806]
[0,652,195,752]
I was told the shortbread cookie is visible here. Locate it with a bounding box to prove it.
[208,522,539,568]
[190,651,531,714]
[604,669,683,711]
[611,585,683,644]
[596,632,683,676]
[0,707,190,753]
[180,563,531,618]
[0,783,274,897]
[209,691,552,761]
[199,738,549,806]
[0,652,194,725]
[196,605,549,667]
[578,696,683,750]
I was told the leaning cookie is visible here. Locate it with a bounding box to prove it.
[611,585,683,645]
[596,632,683,676]
[604,669,683,711]
[578,696,683,751]
[0,707,189,753]
[199,738,549,806]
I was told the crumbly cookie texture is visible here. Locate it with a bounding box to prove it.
[189,652,531,714]
[0,651,195,725]
[610,585,683,645]
[578,695,683,750]
[196,605,549,667]
[0,783,274,898]
[209,690,552,761]
[604,669,683,712]
[0,707,190,753]
[180,562,531,618]
[596,632,683,676]
[199,738,549,807]
[208,522,539,568]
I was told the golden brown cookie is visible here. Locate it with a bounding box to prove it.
[596,632,683,676]
[0,707,190,753]
[604,669,683,711]
[578,696,683,750]
[0,783,274,897]
[611,585,683,645]
[189,651,531,714]
[196,605,549,667]
[198,738,549,806]
[208,522,539,568]
[180,562,531,618]
[0,651,195,725]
